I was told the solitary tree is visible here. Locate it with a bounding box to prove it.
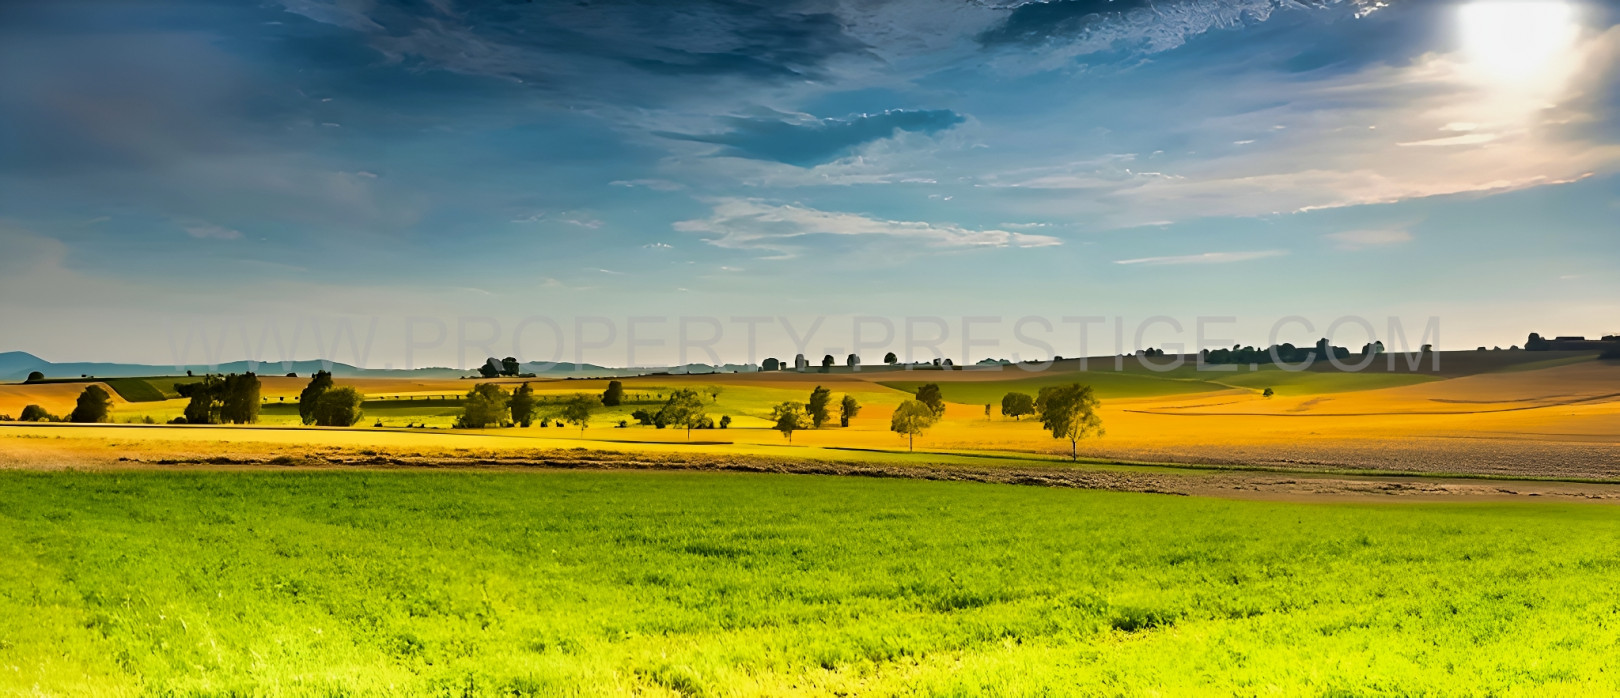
[984,404,992,420]
[25,371,44,382]
[657,388,707,439]
[601,380,625,406]
[914,383,946,416]
[794,354,807,371]
[1262,387,1275,398]
[501,357,521,376]
[457,383,511,428]
[313,387,365,426]
[562,393,600,434]
[807,385,833,428]
[20,404,54,422]
[510,383,539,427]
[883,352,898,365]
[839,395,861,427]
[719,415,732,429]
[821,354,835,372]
[762,358,781,371]
[1000,392,1035,420]
[889,399,938,452]
[298,371,334,425]
[1035,384,1105,461]
[847,354,859,369]
[69,385,113,423]
[770,401,811,442]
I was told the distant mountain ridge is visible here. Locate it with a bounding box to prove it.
[0,351,756,382]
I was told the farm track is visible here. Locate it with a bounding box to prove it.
[5,434,1618,504]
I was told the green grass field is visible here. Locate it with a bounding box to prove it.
[2,470,1617,696]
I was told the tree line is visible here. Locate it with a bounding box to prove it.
[767,385,862,443]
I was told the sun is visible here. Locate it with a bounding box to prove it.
[1458,1,1580,84]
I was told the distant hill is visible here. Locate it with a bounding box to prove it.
[0,352,49,378]
[1,352,758,382]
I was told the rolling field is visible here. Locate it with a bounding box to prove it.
[4,469,1620,696]
[1,351,1616,478]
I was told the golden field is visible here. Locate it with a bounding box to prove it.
[3,351,1616,482]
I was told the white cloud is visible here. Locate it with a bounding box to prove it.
[1114,250,1287,266]
[674,198,1062,258]
[642,242,673,249]
[974,26,1620,227]
[1325,227,1413,250]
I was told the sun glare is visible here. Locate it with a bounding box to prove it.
[1459,1,1580,84]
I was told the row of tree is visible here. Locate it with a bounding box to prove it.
[882,382,1101,458]
[761,352,954,372]
[768,386,863,442]
[176,373,262,424]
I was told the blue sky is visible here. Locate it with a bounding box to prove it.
[1,0,1617,367]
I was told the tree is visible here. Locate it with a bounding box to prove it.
[657,388,707,439]
[67,385,113,423]
[890,399,938,452]
[218,373,260,424]
[25,371,43,382]
[562,393,600,434]
[298,371,334,425]
[313,387,365,427]
[20,404,54,422]
[510,383,538,427]
[883,352,898,365]
[839,395,861,427]
[177,376,221,424]
[821,355,835,372]
[770,401,811,442]
[478,358,502,379]
[762,358,781,371]
[794,354,807,371]
[719,415,732,429]
[501,357,521,376]
[457,383,511,428]
[704,385,723,402]
[1526,333,1551,351]
[1262,387,1275,398]
[1000,392,1035,420]
[914,383,946,416]
[847,354,859,368]
[1036,384,1105,461]
[985,404,992,420]
[601,380,625,406]
[807,385,833,428]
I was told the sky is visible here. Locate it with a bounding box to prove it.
[1,0,1617,368]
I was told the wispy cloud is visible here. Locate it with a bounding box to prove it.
[674,198,1062,258]
[659,109,965,167]
[1325,227,1413,250]
[611,179,685,191]
[1114,250,1286,266]
[183,223,242,240]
